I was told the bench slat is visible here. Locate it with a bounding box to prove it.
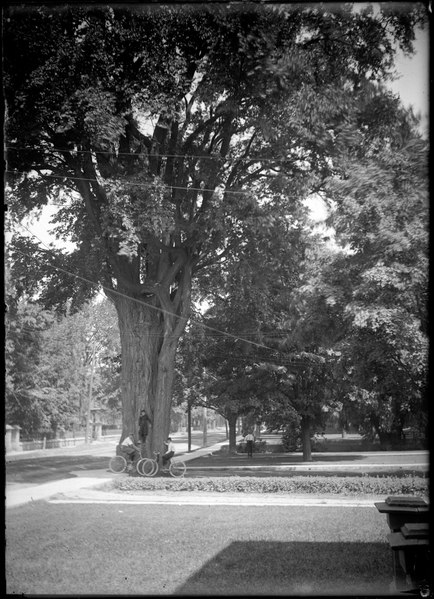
[401,523,429,539]
[388,532,430,549]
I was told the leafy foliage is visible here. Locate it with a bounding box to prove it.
[5,269,57,434]
[5,3,425,308]
[4,3,427,443]
[292,135,429,439]
[114,473,428,497]
[5,262,121,437]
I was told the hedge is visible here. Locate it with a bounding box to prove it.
[112,474,429,497]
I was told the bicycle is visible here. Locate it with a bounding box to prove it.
[108,443,143,474]
[136,451,186,478]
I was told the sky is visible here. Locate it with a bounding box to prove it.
[389,25,429,136]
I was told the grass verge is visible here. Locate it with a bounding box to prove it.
[7,501,394,595]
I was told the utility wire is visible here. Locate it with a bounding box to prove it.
[5,145,295,164]
[8,223,284,353]
[5,170,258,196]
[11,322,295,345]
[9,225,313,367]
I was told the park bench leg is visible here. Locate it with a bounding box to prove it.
[390,547,430,593]
[390,550,408,592]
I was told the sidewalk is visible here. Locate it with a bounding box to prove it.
[5,430,234,461]
[186,450,429,471]
[5,436,428,509]
[48,486,382,508]
[5,436,237,508]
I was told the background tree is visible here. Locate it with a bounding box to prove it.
[5,264,56,436]
[192,304,259,453]
[172,317,211,450]
[4,3,426,455]
[328,136,429,442]
[6,268,122,438]
[291,132,429,444]
[194,199,309,452]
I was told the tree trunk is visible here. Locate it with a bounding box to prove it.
[113,293,181,458]
[227,413,238,454]
[202,406,207,447]
[187,403,192,452]
[369,412,381,441]
[85,339,96,444]
[301,416,312,462]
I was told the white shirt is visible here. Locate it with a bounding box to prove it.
[165,441,175,453]
[245,434,254,442]
[121,436,135,447]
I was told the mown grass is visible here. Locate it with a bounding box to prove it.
[7,501,394,595]
[112,473,429,497]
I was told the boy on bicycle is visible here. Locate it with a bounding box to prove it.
[120,432,141,467]
[162,437,175,468]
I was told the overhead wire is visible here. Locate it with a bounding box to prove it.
[5,140,292,195]
[8,319,310,367]
[10,324,305,367]
[7,260,315,368]
[5,169,267,197]
[8,325,293,351]
[8,222,291,354]
[5,144,296,164]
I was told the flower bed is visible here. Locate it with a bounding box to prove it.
[113,474,429,497]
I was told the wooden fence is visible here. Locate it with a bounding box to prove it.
[8,430,122,453]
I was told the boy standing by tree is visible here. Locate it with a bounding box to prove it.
[138,409,152,445]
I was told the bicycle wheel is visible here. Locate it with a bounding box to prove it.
[135,458,146,475]
[138,458,158,477]
[136,458,155,476]
[109,455,127,473]
[169,460,186,478]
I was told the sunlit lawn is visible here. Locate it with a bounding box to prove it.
[6,501,394,595]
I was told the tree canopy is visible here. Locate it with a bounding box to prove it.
[4,2,427,453]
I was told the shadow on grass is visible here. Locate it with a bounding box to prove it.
[174,540,393,596]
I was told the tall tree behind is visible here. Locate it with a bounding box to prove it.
[5,279,121,438]
[5,262,56,436]
[289,134,429,439]
[4,3,426,455]
[326,135,429,439]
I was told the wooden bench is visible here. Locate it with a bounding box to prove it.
[374,496,429,532]
[388,523,430,593]
[375,497,430,594]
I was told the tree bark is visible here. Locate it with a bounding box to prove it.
[187,403,192,452]
[227,412,238,454]
[202,406,208,447]
[113,293,181,458]
[301,416,312,462]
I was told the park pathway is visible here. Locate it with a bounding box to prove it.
[6,434,428,508]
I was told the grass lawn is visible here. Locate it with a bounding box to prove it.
[6,501,394,595]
